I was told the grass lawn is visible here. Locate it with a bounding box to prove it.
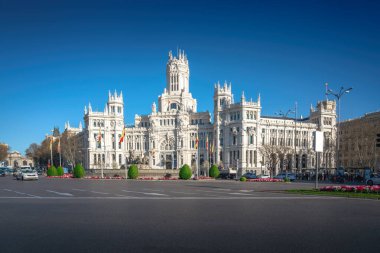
[286,189,380,200]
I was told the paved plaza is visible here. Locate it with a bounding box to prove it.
[1,177,379,253]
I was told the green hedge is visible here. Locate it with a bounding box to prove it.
[179,164,192,180]
[47,166,58,176]
[128,164,139,179]
[209,164,220,178]
[240,176,247,182]
[57,166,64,176]
[73,164,85,178]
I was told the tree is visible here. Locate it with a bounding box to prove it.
[0,143,9,162]
[73,164,85,178]
[179,164,192,180]
[209,164,220,178]
[128,164,139,179]
[25,143,40,165]
[259,144,282,177]
[61,131,82,168]
[47,166,58,176]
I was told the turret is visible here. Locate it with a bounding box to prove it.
[107,90,124,117]
[166,49,190,95]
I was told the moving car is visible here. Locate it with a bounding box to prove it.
[16,168,39,181]
[366,174,380,186]
[274,172,296,181]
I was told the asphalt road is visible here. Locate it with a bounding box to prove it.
[1,176,379,253]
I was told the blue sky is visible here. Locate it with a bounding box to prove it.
[0,0,379,154]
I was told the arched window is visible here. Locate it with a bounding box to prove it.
[170,103,177,110]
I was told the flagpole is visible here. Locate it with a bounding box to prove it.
[102,127,105,179]
[50,137,53,168]
[59,137,62,167]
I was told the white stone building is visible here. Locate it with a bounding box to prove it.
[69,50,336,176]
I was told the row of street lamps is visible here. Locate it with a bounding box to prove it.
[275,85,352,174]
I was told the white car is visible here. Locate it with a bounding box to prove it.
[366,174,380,186]
[16,168,39,181]
[258,174,270,179]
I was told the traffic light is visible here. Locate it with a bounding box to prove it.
[377,134,380,148]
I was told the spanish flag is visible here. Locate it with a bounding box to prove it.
[195,135,199,149]
[49,137,53,151]
[119,126,126,144]
[97,128,102,143]
[57,138,61,153]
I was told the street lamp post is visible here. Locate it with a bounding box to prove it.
[276,108,295,173]
[326,86,352,169]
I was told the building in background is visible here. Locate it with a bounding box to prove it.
[69,50,337,176]
[339,111,380,172]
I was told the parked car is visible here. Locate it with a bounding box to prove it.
[242,172,258,179]
[274,172,296,181]
[366,174,380,186]
[16,169,39,181]
[0,168,5,177]
[258,174,270,179]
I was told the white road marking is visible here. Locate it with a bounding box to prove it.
[3,189,40,198]
[170,191,196,195]
[72,189,86,192]
[214,188,232,191]
[229,192,254,196]
[122,190,168,196]
[239,190,254,193]
[143,188,163,192]
[90,191,110,195]
[46,190,73,196]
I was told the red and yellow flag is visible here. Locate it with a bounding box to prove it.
[206,135,209,151]
[97,128,102,143]
[195,135,199,150]
[119,126,126,144]
[49,137,53,150]
[57,138,61,153]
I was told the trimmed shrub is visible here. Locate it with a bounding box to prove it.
[284,177,291,183]
[179,164,192,180]
[56,166,64,176]
[128,164,139,179]
[47,166,58,176]
[209,164,220,178]
[73,164,85,178]
[240,176,247,182]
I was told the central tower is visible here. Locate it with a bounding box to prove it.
[166,49,190,94]
[158,50,196,113]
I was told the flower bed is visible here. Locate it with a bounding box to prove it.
[47,174,73,179]
[246,178,284,182]
[320,185,380,193]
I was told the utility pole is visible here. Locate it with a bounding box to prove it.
[326,86,352,169]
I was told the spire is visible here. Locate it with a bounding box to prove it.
[114,89,117,98]
[64,122,67,129]
[108,90,111,99]
[84,105,87,114]
[104,103,108,114]
[67,121,71,128]
[119,90,123,100]
[258,93,261,105]
[241,91,245,103]
[88,103,92,112]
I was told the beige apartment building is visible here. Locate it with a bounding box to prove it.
[339,111,380,172]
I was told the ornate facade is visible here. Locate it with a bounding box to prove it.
[68,50,337,176]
